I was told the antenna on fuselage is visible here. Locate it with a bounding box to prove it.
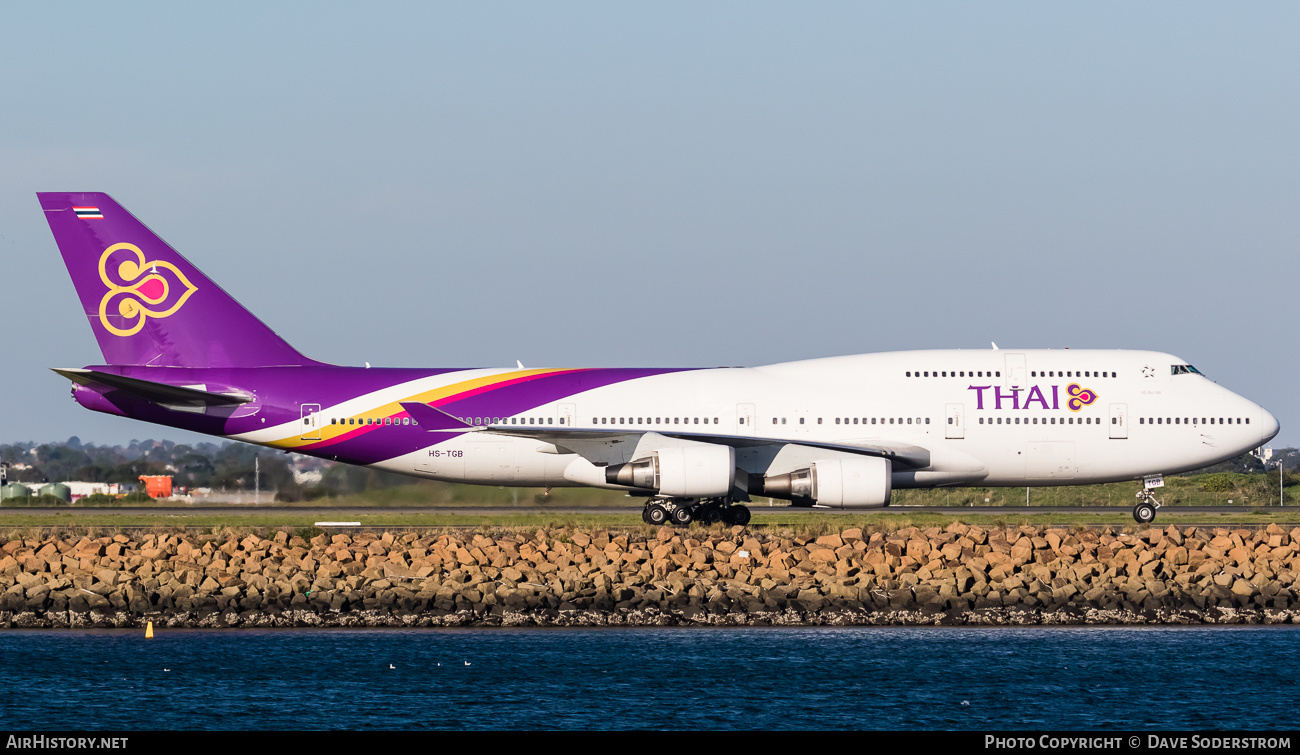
[991,342,999,350]
[516,360,526,369]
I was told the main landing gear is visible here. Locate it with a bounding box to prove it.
[641,497,751,527]
[1133,489,1162,524]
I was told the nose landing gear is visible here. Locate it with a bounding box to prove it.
[1133,489,1162,524]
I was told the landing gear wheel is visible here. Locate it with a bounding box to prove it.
[671,506,693,526]
[698,506,723,525]
[1133,501,1156,524]
[640,507,651,524]
[645,503,669,526]
[724,505,751,526]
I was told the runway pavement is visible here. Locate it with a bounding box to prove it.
[0,504,1286,517]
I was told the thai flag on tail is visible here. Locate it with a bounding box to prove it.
[73,206,103,219]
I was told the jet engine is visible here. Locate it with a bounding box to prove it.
[605,445,736,497]
[758,457,892,508]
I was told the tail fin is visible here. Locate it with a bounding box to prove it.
[38,192,319,368]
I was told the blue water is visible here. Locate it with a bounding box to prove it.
[0,627,1296,730]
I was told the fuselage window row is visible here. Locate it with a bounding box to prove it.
[1138,417,1246,425]
[330,417,417,426]
[978,416,1102,425]
[903,370,1117,378]
[592,417,720,425]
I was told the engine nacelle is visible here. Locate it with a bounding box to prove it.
[605,445,736,497]
[760,457,892,508]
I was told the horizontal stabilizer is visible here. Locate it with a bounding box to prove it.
[399,402,474,431]
[51,368,251,406]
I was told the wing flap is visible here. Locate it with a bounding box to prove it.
[480,425,930,468]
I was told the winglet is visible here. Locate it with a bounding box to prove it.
[399,402,474,431]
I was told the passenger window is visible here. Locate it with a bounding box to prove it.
[817,418,823,424]
[799,418,805,425]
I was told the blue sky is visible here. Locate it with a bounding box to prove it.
[1,3,1297,447]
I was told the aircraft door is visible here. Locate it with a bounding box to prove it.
[945,403,964,439]
[737,403,756,436]
[1005,353,1027,389]
[300,404,321,440]
[558,403,576,427]
[1109,403,1128,439]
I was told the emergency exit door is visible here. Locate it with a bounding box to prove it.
[1109,403,1128,439]
[946,403,965,439]
[737,403,756,436]
[300,404,321,440]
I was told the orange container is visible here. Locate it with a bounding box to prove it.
[138,475,173,499]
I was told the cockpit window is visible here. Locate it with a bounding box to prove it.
[1171,364,1203,376]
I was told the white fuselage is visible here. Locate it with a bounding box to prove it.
[353,349,1278,491]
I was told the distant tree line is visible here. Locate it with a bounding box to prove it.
[0,437,410,497]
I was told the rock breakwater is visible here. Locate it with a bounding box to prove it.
[1,523,1297,628]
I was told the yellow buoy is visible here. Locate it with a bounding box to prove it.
[145,621,154,639]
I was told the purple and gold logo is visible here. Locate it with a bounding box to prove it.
[97,243,198,337]
[967,383,1099,411]
[1066,383,1098,412]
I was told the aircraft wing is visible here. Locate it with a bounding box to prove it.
[52,368,252,406]
[473,424,931,469]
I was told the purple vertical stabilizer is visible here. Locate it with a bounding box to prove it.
[38,192,320,368]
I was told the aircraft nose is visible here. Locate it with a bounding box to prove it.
[1259,406,1280,445]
